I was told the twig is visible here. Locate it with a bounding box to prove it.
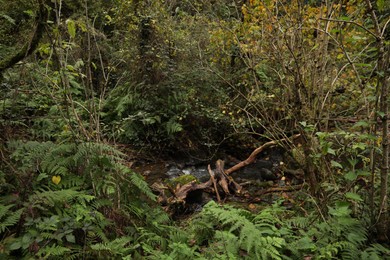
[257,185,303,196]
[319,18,379,40]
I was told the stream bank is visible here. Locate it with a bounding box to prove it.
[132,146,305,216]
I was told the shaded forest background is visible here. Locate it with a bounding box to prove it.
[0,0,389,259]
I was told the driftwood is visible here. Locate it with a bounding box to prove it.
[169,179,212,203]
[152,134,301,210]
[225,134,301,175]
[163,160,242,205]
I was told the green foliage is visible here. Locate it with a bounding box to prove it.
[0,0,389,258]
[189,201,286,259]
[0,204,23,233]
[0,140,166,258]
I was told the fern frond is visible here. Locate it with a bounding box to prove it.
[29,189,95,208]
[90,236,132,256]
[126,169,156,201]
[37,244,71,258]
[0,205,23,233]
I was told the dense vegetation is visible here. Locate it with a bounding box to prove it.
[0,0,389,259]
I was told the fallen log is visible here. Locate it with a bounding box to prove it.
[152,135,300,211]
[169,179,212,204]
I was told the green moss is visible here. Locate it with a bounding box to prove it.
[167,175,198,187]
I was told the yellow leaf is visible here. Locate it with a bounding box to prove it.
[52,175,61,185]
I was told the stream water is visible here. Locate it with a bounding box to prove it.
[132,147,302,211]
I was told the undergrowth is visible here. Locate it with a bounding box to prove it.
[1,141,389,259]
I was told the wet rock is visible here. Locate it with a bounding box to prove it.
[231,160,277,181]
[166,165,182,178]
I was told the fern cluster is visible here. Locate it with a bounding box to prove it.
[1,140,389,259]
[0,140,168,259]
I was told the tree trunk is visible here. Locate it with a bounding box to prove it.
[364,0,390,242]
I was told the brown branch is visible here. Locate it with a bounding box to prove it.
[319,18,379,40]
[257,185,303,196]
[225,134,301,175]
[172,180,212,203]
[208,164,221,203]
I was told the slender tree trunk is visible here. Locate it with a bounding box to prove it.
[364,0,390,242]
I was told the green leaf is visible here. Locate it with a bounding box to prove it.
[352,142,366,150]
[344,171,357,181]
[345,192,363,202]
[377,0,385,11]
[9,241,21,250]
[66,234,76,243]
[353,120,369,128]
[37,172,48,181]
[326,147,336,156]
[66,19,76,38]
[340,16,351,21]
[331,160,343,169]
[377,111,385,117]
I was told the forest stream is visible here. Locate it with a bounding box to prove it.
[132,147,304,216]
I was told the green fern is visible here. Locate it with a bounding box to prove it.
[200,201,285,259]
[37,244,71,258]
[0,204,23,233]
[28,189,95,208]
[90,236,133,258]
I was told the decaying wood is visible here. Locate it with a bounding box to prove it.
[170,179,212,203]
[216,160,230,194]
[225,134,301,175]
[208,165,221,203]
[153,135,300,209]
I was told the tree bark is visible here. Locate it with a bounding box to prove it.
[364,0,390,242]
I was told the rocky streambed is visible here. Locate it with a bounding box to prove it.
[132,147,304,214]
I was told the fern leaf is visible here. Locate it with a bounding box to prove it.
[0,206,23,233]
